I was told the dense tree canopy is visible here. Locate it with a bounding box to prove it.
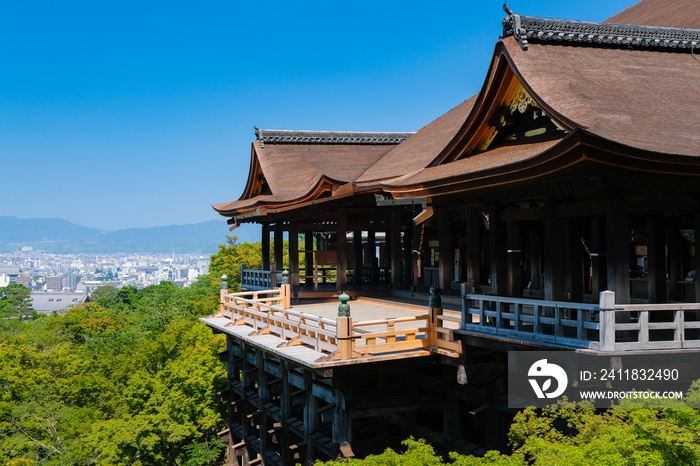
[0,284,34,320]
[0,278,227,465]
[3,239,700,465]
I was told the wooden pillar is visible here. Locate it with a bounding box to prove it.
[543,203,565,301]
[332,386,352,457]
[438,208,452,292]
[354,230,363,288]
[368,231,377,285]
[274,224,284,274]
[279,360,292,465]
[262,224,271,271]
[647,215,666,303]
[695,214,700,303]
[403,224,413,290]
[289,223,299,288]
[391,210,402,289]
[591,217,606,298]
[507,221,521,298]
[257,352,271,459]
[305,232,314,287]
[668,217,682,301]
[303,372,317,465]
[489,208,507,296]
[606,202,630,303]
[413,223,423,289]
[529,222,542,290]
[466,207,481,290]
[337,209,348,290]
[567,219,584,302]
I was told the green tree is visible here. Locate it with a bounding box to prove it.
[209,235,263,290]
[0,284,34,320]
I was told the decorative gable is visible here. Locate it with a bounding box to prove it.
[429,47,577,166]
[475,82,566,153]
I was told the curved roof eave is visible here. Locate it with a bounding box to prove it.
[379,129,700,201]
[428,39,583,167]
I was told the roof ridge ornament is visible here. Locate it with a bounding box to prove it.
[254,128,415,146]
[502,10,700,51]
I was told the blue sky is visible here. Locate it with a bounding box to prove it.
[1,0,634,232]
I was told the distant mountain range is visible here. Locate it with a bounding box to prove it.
[0,216,260,254]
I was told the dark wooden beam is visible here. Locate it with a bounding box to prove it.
[337,209,348,290]
[289,223,299,288]
[391,210,402,290]
[466,207,481,289]
[606,202,630,303]
[438,209,453,291]
[262,224,271,271]
[305,233,314,287]
[590,217,606,297]
[489,208,507,296]
[647,215,666,303]
[566,219,584,302]
[543,203,565,301]
[354,230,363,288]
[507,221,521,298]
[368,231,377,285]
[274,224,284,279]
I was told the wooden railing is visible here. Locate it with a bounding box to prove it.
[461,291,700,352]
[601,298,700,351]
[223,290,338,353]
[240,268,273,290]
[462,294,601,349]
[217,290,461,360]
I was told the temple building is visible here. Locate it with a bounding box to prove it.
[203,1,700,464]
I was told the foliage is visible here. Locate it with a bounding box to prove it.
[209,234,305,291]
[315,398,700,466]
[0,284,35,320]
[209,235,263,291]
[0,277,228,465]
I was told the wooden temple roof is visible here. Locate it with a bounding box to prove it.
[605,0,700,29]
[214,0,700,220]
[211,130,412,217]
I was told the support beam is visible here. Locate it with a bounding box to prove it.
[368,231,377,285]
[305,233,314,287]
[354,230,363,288]
[606,202,630,303]
[543,203,565,301]
[590,217,606,297]
[507,221,521,298]
[567,219,584,302]
[391,210,402,290]
[668,217,682,301]
[647,215,666,304]
[695,214,700,303]
[489,208,507,296]
[528,221,542,290]
[274,224,284,279]
[337,209,348,290]
[262,224,271,271]
[438,208,452,291]
[289,223,299,288]
[466,207,481,290]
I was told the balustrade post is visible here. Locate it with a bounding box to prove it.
[461,282,472,328]
[337,293,353,360]
[599,290,616,351]
[429,285,443,346]
[219,275,228,315]
[240,264,247,288]
[281,269,291,309]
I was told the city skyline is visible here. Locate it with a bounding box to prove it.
[1,0,633,231]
